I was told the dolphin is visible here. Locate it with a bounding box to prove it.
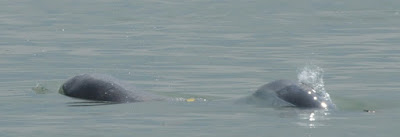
[59,74,165,103]
[59,74,335,109]
[251,79,335,109]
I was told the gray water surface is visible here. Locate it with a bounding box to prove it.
[1,0,399,137]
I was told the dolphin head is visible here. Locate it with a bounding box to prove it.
[253,80,335,109]
[276,83,326,109]
[59,74,127,102]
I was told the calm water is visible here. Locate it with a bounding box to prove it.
[1,0,400,136]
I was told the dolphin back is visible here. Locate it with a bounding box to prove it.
[59,74,164,103]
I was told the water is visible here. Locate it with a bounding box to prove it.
[1,0,400,136]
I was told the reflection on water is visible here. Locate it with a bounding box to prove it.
[301,110,331,128]
[66,101,120,107]
[276,107,332,129]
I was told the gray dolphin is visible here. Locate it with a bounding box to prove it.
[252,79,335,109]
[59,74,335,109]
[59,74,165,103]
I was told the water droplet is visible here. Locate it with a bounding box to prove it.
[309,113,315,121]
[321,102,328,108]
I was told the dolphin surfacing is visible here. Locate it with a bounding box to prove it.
[252,79,335,109]
[59,74,165,103]
[59,74,335,109]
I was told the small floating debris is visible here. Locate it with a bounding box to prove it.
[185,98,196,102]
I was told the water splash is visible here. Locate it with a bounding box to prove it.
[297,65,335,109]
[296,65,335,127]
[32,83,50,94]
[297,65,325,93]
